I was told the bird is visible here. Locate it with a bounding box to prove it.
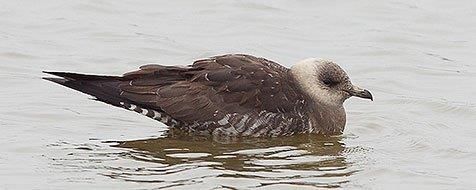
[43,54,372,137]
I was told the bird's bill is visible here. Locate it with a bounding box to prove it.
[348,86,373,101]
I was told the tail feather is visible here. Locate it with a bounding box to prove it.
[42,71,122,81]
[43,70,181,127]
[43,71,125,107]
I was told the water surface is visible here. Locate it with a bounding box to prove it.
[1,0,476,189]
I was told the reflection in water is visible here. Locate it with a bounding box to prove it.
[93,133,357,188]
[3,0,476,188]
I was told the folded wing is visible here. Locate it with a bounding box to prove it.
[45,54,311,137]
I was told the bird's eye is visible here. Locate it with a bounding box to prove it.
[323,78,338,87]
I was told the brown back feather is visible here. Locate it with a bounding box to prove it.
[116,54,310,135]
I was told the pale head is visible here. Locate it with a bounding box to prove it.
[290,58,372,107]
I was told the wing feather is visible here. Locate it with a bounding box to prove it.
[46,54,311,137]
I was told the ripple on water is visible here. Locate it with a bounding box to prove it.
[47,134,364,189]
[390,96,476,119]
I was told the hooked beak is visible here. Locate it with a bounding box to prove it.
[347,86,373,101]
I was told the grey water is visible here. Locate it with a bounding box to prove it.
[1,0,476,189]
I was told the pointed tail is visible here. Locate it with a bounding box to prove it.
[43,71,126,107]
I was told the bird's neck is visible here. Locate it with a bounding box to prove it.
[289,68,346,134]
[308,102,346,134]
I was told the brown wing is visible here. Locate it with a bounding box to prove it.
[119,54,310,137]
[44,54,311,137]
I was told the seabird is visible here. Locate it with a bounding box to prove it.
[44,54,372,137]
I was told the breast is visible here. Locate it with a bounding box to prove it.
[306,103,346,135]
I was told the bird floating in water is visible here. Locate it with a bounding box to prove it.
[44,54,372,137]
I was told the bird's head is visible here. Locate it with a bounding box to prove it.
[290,58,373,106]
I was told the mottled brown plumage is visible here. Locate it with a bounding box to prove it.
[44,54,372,137]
